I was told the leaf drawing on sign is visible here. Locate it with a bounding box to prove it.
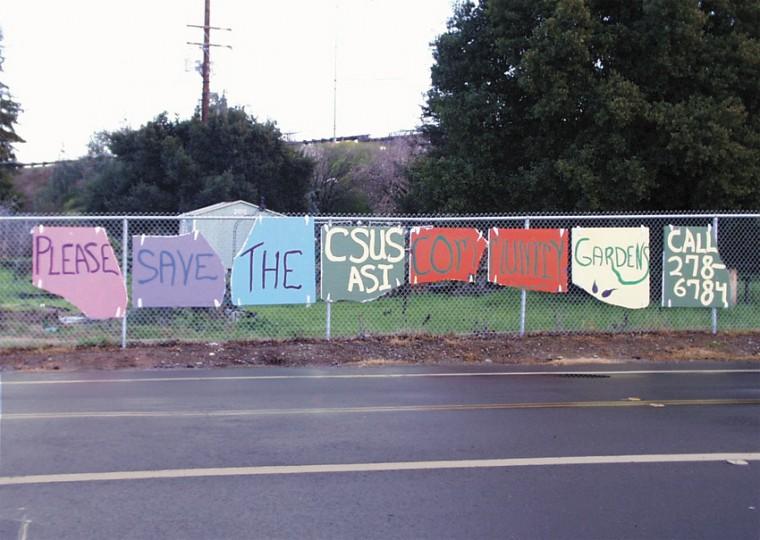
[592,280,598,293]
[601,288,616,298]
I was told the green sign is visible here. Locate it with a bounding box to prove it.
[662,225,733,308]
[320,225,405,302]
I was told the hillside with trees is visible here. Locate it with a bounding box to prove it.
[304,134,425,214]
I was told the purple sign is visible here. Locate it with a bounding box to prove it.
[132,232,226,308]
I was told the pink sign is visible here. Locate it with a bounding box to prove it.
[32,225,128,319]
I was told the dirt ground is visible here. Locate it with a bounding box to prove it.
[1,331,759,371]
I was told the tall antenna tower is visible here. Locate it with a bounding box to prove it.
[332,1,342,143]
[187,0,231,123]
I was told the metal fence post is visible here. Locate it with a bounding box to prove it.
[326,301,332,340]
[519,218,530,336]
[325,219,331,340]
[121,217,129,349]
[711,216,719,335]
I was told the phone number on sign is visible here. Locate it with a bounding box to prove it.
[667,254,728,307]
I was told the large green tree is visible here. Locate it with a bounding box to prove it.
[84,101,313,213]
[405,0,760,212]
[0,29,23,207]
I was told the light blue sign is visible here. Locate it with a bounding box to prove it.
[231,216,316,305]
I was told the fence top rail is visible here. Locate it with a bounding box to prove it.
[0,212,759,222]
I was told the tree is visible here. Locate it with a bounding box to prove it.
[407,0,760,212]
[306,142,373,214]
[305,137,421,214]
[32,133,112,212]
[358,135,424,213]
[0,29,23,207]
[83,100,313,213]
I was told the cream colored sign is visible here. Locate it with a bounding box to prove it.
[571,227,650,309]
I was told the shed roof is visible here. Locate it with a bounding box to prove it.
[179,200,282,217]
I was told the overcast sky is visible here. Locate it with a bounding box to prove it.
[2,0,454,163]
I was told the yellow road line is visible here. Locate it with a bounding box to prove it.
[1,453,758,487]
[4,398,759,420]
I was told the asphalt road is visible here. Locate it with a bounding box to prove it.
[0,363,758,539]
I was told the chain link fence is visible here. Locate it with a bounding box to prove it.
[0,213,758,347]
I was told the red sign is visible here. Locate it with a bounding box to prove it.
[488,228,569,292]
[409,227,487,284]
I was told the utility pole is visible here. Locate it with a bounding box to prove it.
[187,0,231,124]
[201,0,211,123]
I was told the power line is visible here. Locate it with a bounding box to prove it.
[0,156,112,169]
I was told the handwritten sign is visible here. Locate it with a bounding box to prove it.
[488,228,568,292]
[132,232,226,308]
[572,227,650,309]
[409,227,486,284]
[231,216,315,305]
[321,225,405,302]
[662,225,733,308]
[31,225,127,319]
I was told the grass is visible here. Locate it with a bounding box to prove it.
[1,264,759,345]
[112,285,760,342]
[0,266,73,310]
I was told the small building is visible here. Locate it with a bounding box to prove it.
[179,201,281,269]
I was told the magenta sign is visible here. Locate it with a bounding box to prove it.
[131,232,226,308]
[32,225,128,319]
